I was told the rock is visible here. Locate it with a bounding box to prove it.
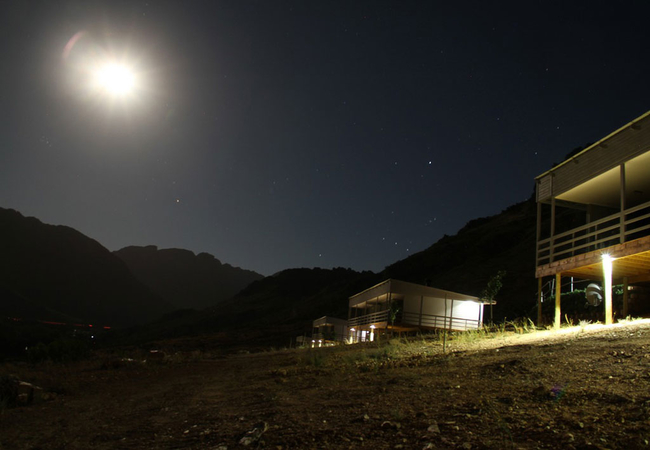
[16,393,31,405]
[353,414,371,423]
[239,422,268,446]
[381,421,401,429]
[148,350,166,361]
[427,422,440,434]
[32,386,44,403]
[17,381,34,403]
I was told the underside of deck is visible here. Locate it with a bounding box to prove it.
[536,234,650,284]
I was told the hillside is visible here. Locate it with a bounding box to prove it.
[383,197,539,321]
[129,200,540,348]
[123,267,380,349]
[0,208,173,327]
[114,246,263,310]
[203,267,380,346]
[3,320,650,449]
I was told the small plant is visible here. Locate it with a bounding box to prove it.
[481,270,506,324]
[304,351,324,367]
[0,374,19,409]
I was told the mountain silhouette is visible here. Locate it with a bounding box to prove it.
[0,208,173,327]
[114,246,263,310]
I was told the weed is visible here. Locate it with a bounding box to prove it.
[303,351,325,367]
[0,374,19,409]
[481,400,514,447]
[390,407,405,421]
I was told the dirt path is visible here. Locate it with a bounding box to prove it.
[2,321,650,449]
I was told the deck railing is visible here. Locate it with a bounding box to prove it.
[348,310,389,327]
[402,311,480,331]
[312,332,346,342]
[536,200,650,267]
[348,310,480,331]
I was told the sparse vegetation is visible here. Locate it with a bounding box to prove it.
[2,319,650,448]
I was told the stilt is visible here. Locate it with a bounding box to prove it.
[623,277,629,318]
[537,277,543,326]
[554,273,561,329]
[603,255,613,325]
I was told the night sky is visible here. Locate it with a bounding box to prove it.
[1,1,649,276]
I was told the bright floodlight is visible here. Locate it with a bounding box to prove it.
[95,63,135,96]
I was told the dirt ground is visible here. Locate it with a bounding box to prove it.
[2,320,650,449]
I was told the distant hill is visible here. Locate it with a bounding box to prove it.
[0,208,173,327]
[120,200,541,349]
[120,267,380,349]
[205,199,539,346]
[114,246,264,310]
[383,197,539,321]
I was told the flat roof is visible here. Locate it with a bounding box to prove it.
[535,110,650,181]
[349,279,483,307]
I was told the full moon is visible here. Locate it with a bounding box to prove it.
[94,63,136,96]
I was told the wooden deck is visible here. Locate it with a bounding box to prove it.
[536,234,650,283]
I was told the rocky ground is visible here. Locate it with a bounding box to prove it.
[2,320,650,449]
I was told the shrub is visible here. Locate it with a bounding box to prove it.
[27,339,90,364]
[0,374,19,409]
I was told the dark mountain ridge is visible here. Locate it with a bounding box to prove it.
[1,194,543,349]
[0,207,173,327]
[114,245,263,310]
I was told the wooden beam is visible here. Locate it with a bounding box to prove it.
[603,255,613,325]
[622,277,629,318]
[536,234,650,278]
[554,273,561,329]
[550,198,556,261]
[536,202,542,265]
[626,274,650,284]
[553,199,589,211]
[537,277,543,326]
[449,299,455,332]
[620,164,626,243]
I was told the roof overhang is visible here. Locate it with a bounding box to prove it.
[349,279,481,308]
[313,316,348,327]
[536,111,650,205]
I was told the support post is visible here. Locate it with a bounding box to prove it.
[536,201,542,265]
[603,255,613,325]
[550,198,556,261]
[443,294,448,353]
[623,277,629,318]
[537,277,543,326]
[554,273,561,329]
[450,299,455,331]
[620,164,626,243]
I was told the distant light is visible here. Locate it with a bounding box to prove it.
[350,328,355,332]
[370,325,375,329]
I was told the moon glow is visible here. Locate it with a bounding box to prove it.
[94,63,136,96]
